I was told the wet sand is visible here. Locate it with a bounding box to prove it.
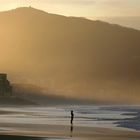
[0,123,140,140]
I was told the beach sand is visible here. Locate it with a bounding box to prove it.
[0,123,140,140]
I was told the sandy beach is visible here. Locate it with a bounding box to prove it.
[0,123,140,140]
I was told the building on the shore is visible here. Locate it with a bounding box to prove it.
[0,74,12,96]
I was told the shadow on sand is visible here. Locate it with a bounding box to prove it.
[0,135,45,140]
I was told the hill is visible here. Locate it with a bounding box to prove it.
[0,7,140,103]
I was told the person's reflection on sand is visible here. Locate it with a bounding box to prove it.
[71,124,73,132]
[70,124,74,137]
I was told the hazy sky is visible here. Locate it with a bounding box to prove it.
[0,0,140,18]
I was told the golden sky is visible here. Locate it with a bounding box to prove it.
[0,0,140,18]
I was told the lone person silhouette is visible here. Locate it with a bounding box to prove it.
[71,110,74,124]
